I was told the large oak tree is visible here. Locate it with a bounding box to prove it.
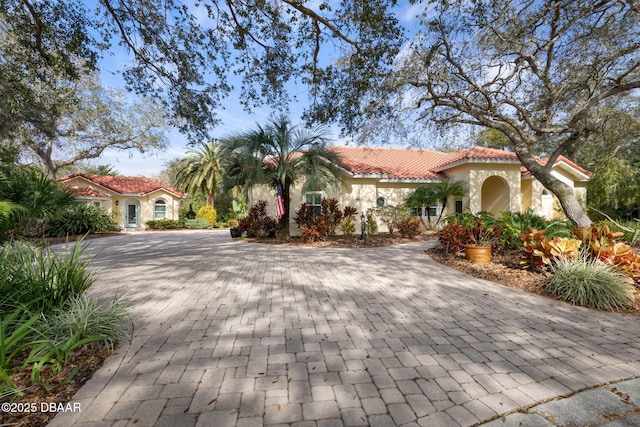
[4,0,640,226]
[0,0,402,141]
[316,0,640,227]
[14,71,169,178]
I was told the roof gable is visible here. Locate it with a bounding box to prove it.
[59,173,185,198]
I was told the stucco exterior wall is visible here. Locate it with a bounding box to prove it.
[61,177,182,229]
[451,163,522,215]
[247,160,589,235]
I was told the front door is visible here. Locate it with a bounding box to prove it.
[125,203,139,228]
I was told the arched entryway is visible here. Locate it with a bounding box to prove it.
[481,176,510,214]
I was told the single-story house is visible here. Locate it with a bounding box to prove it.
[251,145,591,234]
[59,173,186,230]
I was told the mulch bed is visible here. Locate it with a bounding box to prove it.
[250,232,439,248]
[0,345,110,427]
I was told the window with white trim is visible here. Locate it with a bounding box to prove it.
[154,199,167,219]
[304,191,324,216]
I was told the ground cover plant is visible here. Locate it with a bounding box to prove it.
[0,239,130,426]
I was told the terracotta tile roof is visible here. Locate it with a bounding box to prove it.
[529,156,593,178]
[68,187,111,198]
[432,146,519,170]
[331,145,591,180]
[331,146,448,179]
[59,173,186,197]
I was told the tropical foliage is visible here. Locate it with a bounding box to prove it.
[236,201,278,239]
[0,167,76,240]
[397,216,422,239]
[405,179,467,229]
[221,116,343,236]
[294,198,358,241]
[174,141,221,208]
[546,254,635,311]
[0,240,130,400]
[45,204,117,237]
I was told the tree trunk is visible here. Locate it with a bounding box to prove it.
[516,150,592,228]
[207,192,215,209]
[280,180,291,237]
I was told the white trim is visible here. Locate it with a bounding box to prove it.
[553,160,591,181]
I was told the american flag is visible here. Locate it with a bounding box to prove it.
[275,183,285,219]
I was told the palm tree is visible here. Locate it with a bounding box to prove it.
[175,141,220,208]
[221,115,343,236]
[405,185,439,229]
[0,167,76,238]
[406,178,467,229]
[433,178,466,226]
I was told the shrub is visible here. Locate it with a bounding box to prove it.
[438,222,468,254]
[397,216,422,239]
[238,201,278,238]
[439,212,503,253]
[520,228,582,270]
[603,219,640,244]
[45,204,117,237]
[295,199,358,241]
[339,217,356,236]
[545,255,635,311]
[180,203,197,220]
[301,225,321,242]
[369,205,409,236]
[497,209,569,249]
[0,240,94,315]
[321,198,343,236]
[294,203,315,229]
[365,213,378,236]
[182,218,212,229]
[227,218,239,228]
[197,205,217,226]
[145,219,179,230]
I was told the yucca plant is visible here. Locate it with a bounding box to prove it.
[545,254,635,311]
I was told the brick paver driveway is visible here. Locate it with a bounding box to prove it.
[51,229,640,426]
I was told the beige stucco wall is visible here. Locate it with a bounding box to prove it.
[248,161,589,235]
[250,175,434,235]
[61,177,182,229]
[520,167,588,220]
[474,164,522,215]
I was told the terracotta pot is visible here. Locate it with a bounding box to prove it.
[464,244,492,263]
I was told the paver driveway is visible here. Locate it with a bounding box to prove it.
[51,229,640,426]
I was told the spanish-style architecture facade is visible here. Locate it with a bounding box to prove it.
[59,173,186,230]
[251,145,591,234]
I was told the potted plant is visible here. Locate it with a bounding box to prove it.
[464,220,500,263]
[228,219,241,238]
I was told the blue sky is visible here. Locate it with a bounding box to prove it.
[94,1,430,178]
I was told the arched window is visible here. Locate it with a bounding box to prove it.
[154,199,167,219]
